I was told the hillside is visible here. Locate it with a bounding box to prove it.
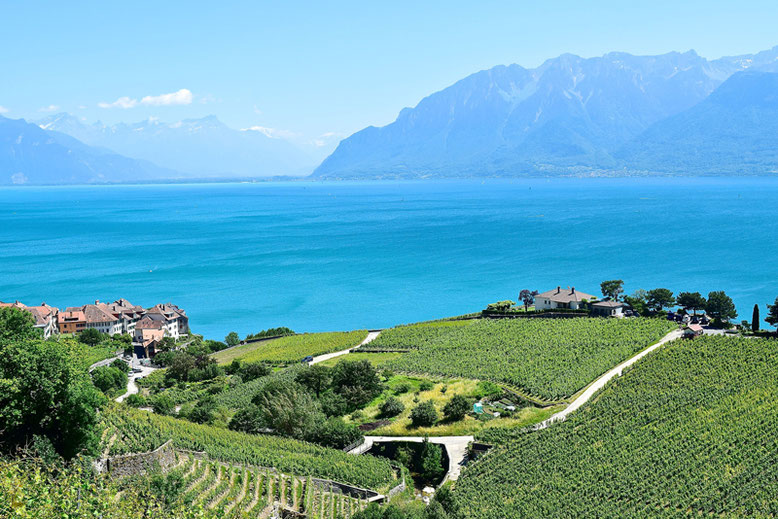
[37,113,317,178]
[618,71,778,174]
[312,47,778,179]
[0,116,179,185]
[451,335,778,517]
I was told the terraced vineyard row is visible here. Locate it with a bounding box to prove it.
[158,454,369,518]
[101,406,396,491]
[212,330,369,365]
[452,336,778,518]
[358,319,475,351]
[385,318,675,400]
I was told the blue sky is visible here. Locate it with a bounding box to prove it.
[1,0,777,144]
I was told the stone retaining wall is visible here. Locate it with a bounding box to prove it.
[100,440,177,477]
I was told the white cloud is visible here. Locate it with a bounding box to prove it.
[240,125,298,139]
[98,96,138,109]
[0,105,8,114]
[141,88,193,106]
[98,89,193,109]
[38,104,60,112]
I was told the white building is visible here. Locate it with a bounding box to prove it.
[535,286,596,311]
[591,300,627,317]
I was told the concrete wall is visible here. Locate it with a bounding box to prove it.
[101,440,177,477]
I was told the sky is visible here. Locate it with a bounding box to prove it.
[1,0,777,146]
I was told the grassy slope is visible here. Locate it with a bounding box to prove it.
[452,336,778,518]
[212,331,368,365]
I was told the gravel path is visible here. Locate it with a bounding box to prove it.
[309,330,381,365]
[533,328,683,430]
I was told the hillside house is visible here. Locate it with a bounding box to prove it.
[590,300,627,317]
[535,286,596,311]
[0,301,60,338]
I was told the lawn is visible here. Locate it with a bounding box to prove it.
[347,374,562,437]
[211,330,368,365]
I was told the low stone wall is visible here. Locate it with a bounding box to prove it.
[101,440,177,477]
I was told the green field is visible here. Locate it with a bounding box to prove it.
[211,330,368,365]
[317,351,402,368]
[358,320,475,351]
[385,318,676,401]
[102,406,396,491]
[451,336,778,518]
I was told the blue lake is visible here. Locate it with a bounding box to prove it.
[1,178,776,339]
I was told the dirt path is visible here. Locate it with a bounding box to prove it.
[309,330,381,365]
[533,328,683,430]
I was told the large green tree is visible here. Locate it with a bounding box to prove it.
[0,339,103,458]
[600,280,624,300]
[765,297,778,329]
[676,292,707,316]
[706,291,737,324]
[331,360,383,410]
[0,307,39,342]
[646,288,676,314]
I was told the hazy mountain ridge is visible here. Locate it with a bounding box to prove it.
[37,114,318,178]
[0,115,180,185]
[313,47,778,178]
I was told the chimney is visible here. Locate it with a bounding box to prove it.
[572,287,576,294]
[556,286,561,293]
[95,300,100,304]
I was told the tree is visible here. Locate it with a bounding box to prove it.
[158,336,176,352]
[78,327,105,346]
[91,365,126,393]
[518,290,538,311]
[0,307,39,342]
[752,304,760,332]
[646,288,675,314]
[331,360,383,410]
[600,280,624,300]
[442,394,470,421]
[766,297,778,329]
[379,397,405,417]
[419,437,445,482]
[252,380,322,439]
[306,416,362,449]
[410,401,438,427]
[239,361,270,382]
[225,331,240,347]
[706,291,737,325]
[165,353,196,383]
[188,397,216,424]
[0,339,103,458]
[296,364,332,397]
[676,292,707,316]
[623,289,649,316]
[151,394,175,415]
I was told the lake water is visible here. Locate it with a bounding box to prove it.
[1,178,777,339]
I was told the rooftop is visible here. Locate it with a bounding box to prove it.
[537,286,596,303]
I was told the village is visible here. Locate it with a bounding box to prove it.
[0,298,189,357]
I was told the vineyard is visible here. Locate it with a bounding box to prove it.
[159,454,370,518]
[358,320,475,351]
[451,336,778,518]
[385,318,675,401]
[212,330,368,365]
[101,406,396,491]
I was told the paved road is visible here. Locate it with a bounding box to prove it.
[533,328,683,430]
[310,330,381,365]
[88,353,122,372]
[116,358,157,403]
[348,435,474,483]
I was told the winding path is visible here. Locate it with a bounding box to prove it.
[533,328,683,430]
[116,361,157,403]
[309,330,381,365]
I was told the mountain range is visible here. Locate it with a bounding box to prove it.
[4,46,778,184]
[313,46,778,178]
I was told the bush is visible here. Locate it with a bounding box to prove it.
[91,366,127,394]
[124,394,146,408]
[410,401,438,427]
[379,397,405,418]
[225,331,240,347]
[320,392,349,417]
[393,383,411,395]
[78,328,106,346]
[419,381,434,392]
[151,394,175,415]
[187,398,216,424]
[307,417,363,449]
[110,358,130,373]
[443,394,470,421]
